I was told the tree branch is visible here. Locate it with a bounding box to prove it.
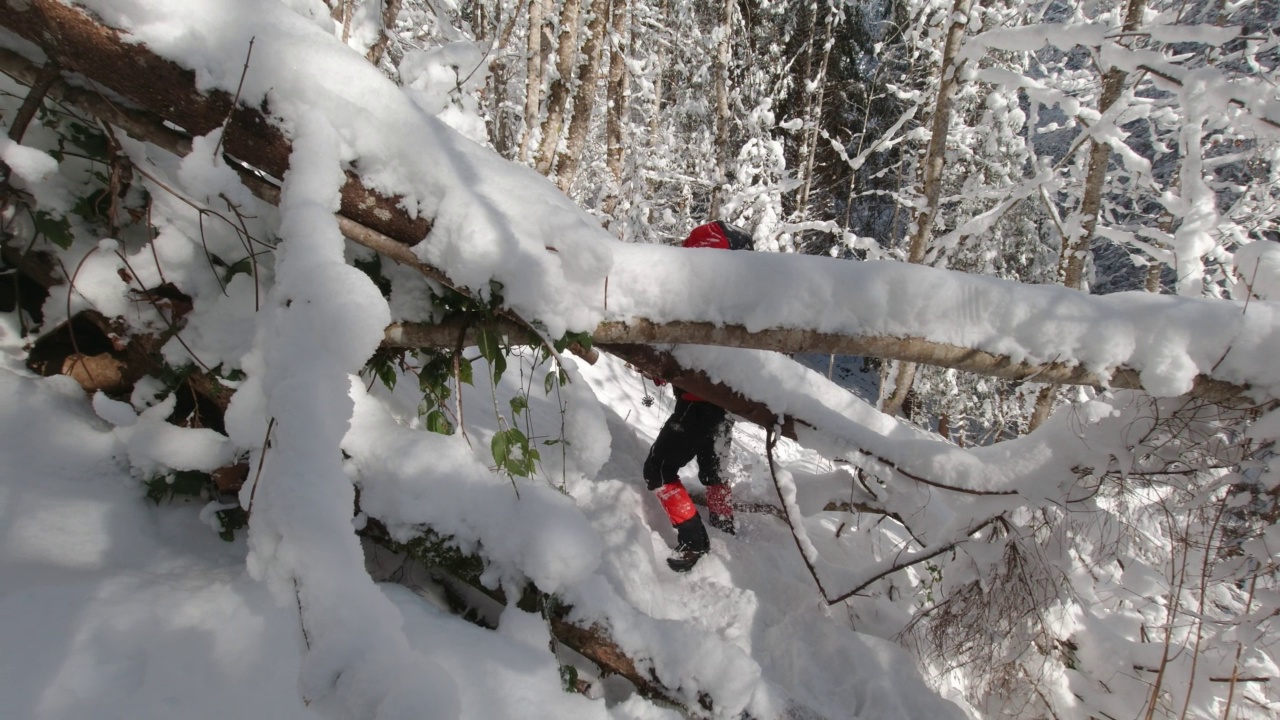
[3,0,429,243]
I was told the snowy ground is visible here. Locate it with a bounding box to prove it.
[0,323,969,719]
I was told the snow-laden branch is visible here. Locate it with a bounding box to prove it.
[961,22,1280,133]
[386,318,1257,404]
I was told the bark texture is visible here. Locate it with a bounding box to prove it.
[534,0,585,175]
[519,0,548,162]
[602,0,629,218]
[553,0,610,190]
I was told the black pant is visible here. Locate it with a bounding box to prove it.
[643,398,732,491]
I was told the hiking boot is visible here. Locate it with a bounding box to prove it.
[709,512,735,535]
[666,515,710,572]
[666,544,707,573]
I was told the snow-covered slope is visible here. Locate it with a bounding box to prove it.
[0,354,969,719]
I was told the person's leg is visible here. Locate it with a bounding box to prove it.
[695,409,735,534]
[643,399,698,491]
[643,399,711,570]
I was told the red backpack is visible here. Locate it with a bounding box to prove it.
[682,221,754,251]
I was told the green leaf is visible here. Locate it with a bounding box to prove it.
[363,351,400,392]
[560,664,579,693]
[425,409,452,435]
[544,370,557,395]
[506,429,534,476]
[475,325,508,384]
[490,352,507,386]
[491,429,510,469]
[491,428,536,476]
[477,325,501,364]
[71,188,111,224]
[418,396,437,417]
[507,428,528,449]
[554,330,594,354]
[375,360,397,391]
[222,256,254,283]
[67,121,109,160]
[509,395,528,416]
[33,211,73,249]
[418,352,455,397]
[457,357,474,386]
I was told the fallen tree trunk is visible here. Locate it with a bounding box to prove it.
[2,0,429,244]
[385,319,1253,405]
[358,522,696,714]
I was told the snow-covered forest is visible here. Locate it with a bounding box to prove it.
[2,0,1279,718]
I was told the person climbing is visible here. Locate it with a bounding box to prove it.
[643,220,753,572]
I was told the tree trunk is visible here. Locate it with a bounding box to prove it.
[601,0,629,220]
[1060,0,1147,291]
[881,0,973,417]
[365,0,403,66]
[1036,0,1147,427]
[647,0,667,148]
[795,8,835,222]
[709,0,733,219]
[381,319,1252,405]
[904,0,972,265]
[792,2,819,221]
[1026,385,1057,432]
[518,0,549,163]
[534,0,585,176]
[553,0,610,191]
